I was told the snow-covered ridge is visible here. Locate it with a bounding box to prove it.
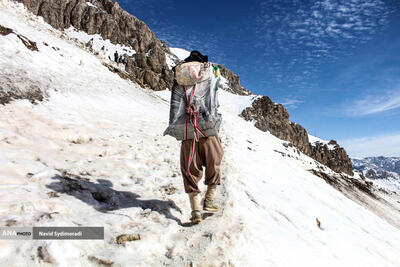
[308,134,328,144]
[308,134,336,150]
[1,0,400,266]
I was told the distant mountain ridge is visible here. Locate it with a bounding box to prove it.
[353,156,400,180]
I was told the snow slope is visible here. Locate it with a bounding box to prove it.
[1,1,400,266]
[170,48,190,61]
[165,47,189,70]
[64,26,136,59]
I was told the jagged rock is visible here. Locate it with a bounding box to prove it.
[17,0,174,90]
[144,70,159,89]
[242,96,354,175]
[311,141,354,176]
[18,0,151,52]
[241,96,311,155]
[147,46,166,73]
[218,65,252,96]
[134,53,148,69]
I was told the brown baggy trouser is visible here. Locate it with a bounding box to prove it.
[180,136,224,193]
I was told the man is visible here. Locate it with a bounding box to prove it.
[114,50,119,63]
[164,51,224,224]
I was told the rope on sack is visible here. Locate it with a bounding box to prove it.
[183,84,207,176]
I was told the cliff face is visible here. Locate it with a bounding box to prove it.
[17,0,175,90]
[241,96,311,155]
[310,140,354,176]
[18,0,155,52]
[241,96,354,176]
[16,0,255,94]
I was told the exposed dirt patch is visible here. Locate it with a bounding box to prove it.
[0,84,45,105]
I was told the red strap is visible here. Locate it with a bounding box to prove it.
[182,84,208,176]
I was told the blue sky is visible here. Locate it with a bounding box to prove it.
[119,0,400,157]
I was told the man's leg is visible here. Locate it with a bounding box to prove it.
[180,139,203,223]
[200,136,224,211]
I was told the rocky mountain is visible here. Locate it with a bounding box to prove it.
[16,0,253,95]
[241,96,354,175]
[217,65,252,96]
[17,0,176,90]
[353,157,400,180]
[14,0,353,176]
[310,139,353,176]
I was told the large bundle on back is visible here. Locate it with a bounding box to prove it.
[163,61,222,141]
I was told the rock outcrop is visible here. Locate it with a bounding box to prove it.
[241,96,311,155]
[217,65,252,96]
[17,0,174,90]
[18,0,155,52]
[241,96,354,175]
[310,140,354,175]
[125,48,174,91]
[17,0,254,93]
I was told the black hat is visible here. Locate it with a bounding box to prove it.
[184,50,208,63]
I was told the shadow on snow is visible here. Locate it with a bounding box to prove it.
[46,172,191,226]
